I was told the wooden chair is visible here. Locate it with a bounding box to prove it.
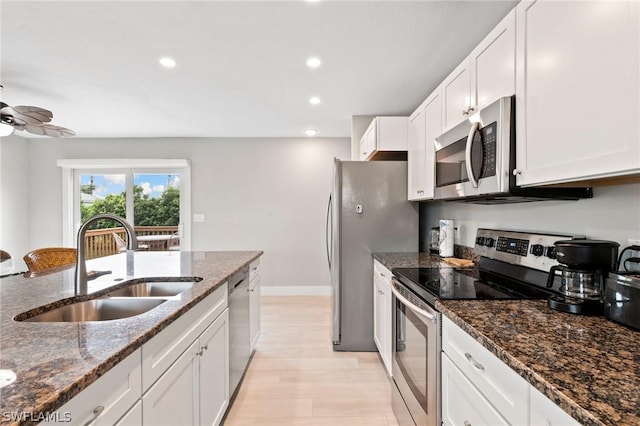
[0,250,11,261]
[23,247,77,273]
[112,233,149,252]
[167,233,180,251]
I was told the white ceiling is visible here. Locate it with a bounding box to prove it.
[0,0,516,138]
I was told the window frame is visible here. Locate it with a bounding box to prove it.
[57,159,191,250]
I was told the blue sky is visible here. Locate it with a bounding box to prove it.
[80,174,179,199]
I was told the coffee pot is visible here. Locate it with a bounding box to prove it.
[546,239,619,315]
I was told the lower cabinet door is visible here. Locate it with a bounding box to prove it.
[530,385,581,426]
[115,400,142,426]
[143,340,198,426]
[442,354,510,426]
[199,310,229,426]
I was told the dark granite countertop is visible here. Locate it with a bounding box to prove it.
[374,251,640,425]
[438,300,640,426]
[373,252,444,269]
[0,250,262,425]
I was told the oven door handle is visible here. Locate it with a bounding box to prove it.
[465,121,481,188]
[391,282,437,323]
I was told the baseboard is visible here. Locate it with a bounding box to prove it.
[260,286,332,296]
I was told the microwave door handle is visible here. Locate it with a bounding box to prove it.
[391,282,437,323]
[465,121,481,188]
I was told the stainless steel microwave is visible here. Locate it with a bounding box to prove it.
[434,96,591,203]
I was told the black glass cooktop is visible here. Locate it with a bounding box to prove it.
[392,267,554,306]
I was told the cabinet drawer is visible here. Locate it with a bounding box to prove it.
[530,384,581,426]
[142,283,228,391]
[442,354,510,426]
[43,349,142,426]
[442,316,529,425]
[373,260,392,287]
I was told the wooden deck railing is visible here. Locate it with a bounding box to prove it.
[84,226,179,259]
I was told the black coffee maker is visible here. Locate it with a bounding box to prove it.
[546,239,620,315]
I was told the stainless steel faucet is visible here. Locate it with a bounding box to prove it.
[75,213,138,295]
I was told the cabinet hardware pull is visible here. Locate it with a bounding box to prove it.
[464,352,485,371]
[512,169,522,176]
[196,349,204,356]
[362,152,367,156]
[83,405,105,426]
[203,344,208,351]
[380,273,385,277]
[464,421,472,426]
[378,290,384,295]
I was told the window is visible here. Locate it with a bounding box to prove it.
[58,160,191,257]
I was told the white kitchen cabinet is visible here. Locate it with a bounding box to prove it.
[443,315,584,426]
[372,260,392,376]
[530,385,581,426]
[359,117,409,161]
[408,87,441,201]
[143,339,199,426]
[514,0,640,186]
[249,258,261,351]
[141,284,229,426]
[442,316,529,425]
[42,349,142,426]
[114,401,142,426]
[142,309,229,426]
[442,354,510,426]
[442,8,515,132]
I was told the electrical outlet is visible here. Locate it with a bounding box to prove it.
[628,239,640,248]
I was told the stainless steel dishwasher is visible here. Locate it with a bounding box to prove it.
[228,265,250,396]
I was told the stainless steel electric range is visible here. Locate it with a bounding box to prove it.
[390,228,576,426]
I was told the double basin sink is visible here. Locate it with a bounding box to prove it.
[16,278,202,323]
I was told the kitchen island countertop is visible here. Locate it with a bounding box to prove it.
[0,250,262,425]
[373,251,640,426]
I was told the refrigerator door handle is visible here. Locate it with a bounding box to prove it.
[326,193,332,270]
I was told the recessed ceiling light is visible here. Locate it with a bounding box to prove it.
[309,97,321,105]
[306,57,321,69]
[159,57,176,68]
[304,129,319,137]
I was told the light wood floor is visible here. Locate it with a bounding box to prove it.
[224,296,398,425]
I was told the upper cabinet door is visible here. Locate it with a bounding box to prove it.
[442,9,516,133]
[515,0,640,186]
[442,60,472,132]
[408,103,427,200]
[470,8,516,111]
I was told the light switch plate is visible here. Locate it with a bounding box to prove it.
[193,213,205,223]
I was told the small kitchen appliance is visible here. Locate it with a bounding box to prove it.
[546,239,619,315]
[604,272,640,329]
[428,227,440,254]
[391,228,576,426]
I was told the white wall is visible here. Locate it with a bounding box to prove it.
[0,135,31,259]
[22,137,350,291]
[422,183,640,249]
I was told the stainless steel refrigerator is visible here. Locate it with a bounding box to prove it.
[326,159,418,351]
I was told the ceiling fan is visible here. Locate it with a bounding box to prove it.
[0,85,75,137]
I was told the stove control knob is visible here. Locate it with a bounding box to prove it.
[484,238,495,248]
[531,244,544,257]
[545,246,557,259]
[476,237,484,246]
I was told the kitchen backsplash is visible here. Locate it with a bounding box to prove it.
[418,182,640,252]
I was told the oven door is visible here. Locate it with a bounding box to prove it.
[433,96,512,200]
[391,279,440,426]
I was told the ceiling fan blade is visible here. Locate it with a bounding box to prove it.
[40,124,76,137]
[24,124,46,135]
[18,110,52,124]
[0,106,42,125]
[13,105,53,119]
